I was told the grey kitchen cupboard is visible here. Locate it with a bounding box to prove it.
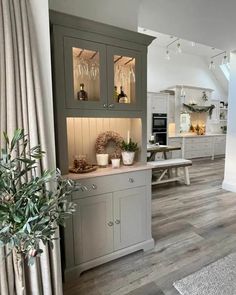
[63,168,154,281]
[73,193,114,264]
[51,11,154,113]
[50,11,155,174]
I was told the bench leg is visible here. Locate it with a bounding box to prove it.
[183,167,190,185]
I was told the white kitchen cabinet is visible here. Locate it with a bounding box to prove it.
[168,137,183,158]
[114,187,147,251]
[148,92,168,114]
[213,136,226,156]
[73,193,114,264]
[168,94,175,123]
[168,135,226,159]
[63,167,154,281]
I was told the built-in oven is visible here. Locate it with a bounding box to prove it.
[154,133,167,145]
[152,113,168,145]
[152,113,167,133]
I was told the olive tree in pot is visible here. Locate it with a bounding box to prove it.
[121,139,139,165]
[0,129,77,294]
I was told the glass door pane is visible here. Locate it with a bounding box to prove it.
[72,47,100,102]
[64,37,107,109]
[113,55,136,105]
[107,46,142,111]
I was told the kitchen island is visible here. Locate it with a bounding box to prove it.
[168,133,226,159]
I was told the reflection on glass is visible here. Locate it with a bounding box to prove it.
[113,55,136,104]
[72,47,100,101]
[180,113,191,133]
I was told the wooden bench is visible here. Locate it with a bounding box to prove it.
[148,158,192,186]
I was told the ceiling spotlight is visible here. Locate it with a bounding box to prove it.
[166,49,170,60]
[209,60,215,70]
[177,43,182,53]
[191,41,196,47]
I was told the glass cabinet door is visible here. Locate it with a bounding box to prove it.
[107,46,142,111]
[64,37,107,109]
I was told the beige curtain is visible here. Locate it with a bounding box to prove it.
[0,0,63,294]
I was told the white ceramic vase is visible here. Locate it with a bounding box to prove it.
[122,151,135,165]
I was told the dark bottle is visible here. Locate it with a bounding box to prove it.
[118,86,128,103]
[113,86,119,102]
[77,83,88,101]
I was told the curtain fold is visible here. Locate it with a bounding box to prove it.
[0,0,63,294]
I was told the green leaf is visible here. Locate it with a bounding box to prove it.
[13,216,22,223]
[10,129,24,151]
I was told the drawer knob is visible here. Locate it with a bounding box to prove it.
[128,178,134,183]
[107,221,114,227]
[108,104,114,108]
[115,219,120,224]
[91,184,97,190]
[103,103,108,108]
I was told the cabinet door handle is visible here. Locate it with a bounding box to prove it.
[91,184,97,190]
[108,104,114,108]
[103,104,108,108]
[107,221,114,227]
[128,177,134,183]
[115,219,120,224]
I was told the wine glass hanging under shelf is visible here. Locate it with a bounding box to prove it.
[114,55,136,104]
[73,48,100,81]
[114,56,136,86]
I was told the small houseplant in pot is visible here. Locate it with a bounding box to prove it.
[0,129,77,294]
[121,139,138,165]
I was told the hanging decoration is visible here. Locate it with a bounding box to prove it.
[202,91,208,102]
[183,103,215,118]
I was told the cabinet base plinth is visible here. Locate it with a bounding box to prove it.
[64,238,154,282]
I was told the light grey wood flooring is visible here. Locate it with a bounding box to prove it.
[64,158,236,295]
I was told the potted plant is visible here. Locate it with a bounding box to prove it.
[0,129,77,294]
[121,139,138,165]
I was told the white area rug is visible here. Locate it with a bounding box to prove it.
[174,253,236,295]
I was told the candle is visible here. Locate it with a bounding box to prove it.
[127,130,130,144]
[96,154,109,167]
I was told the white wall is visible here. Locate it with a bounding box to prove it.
[147,45,227,100]
[139,0,236,51]
[49,0,141,31]
[223,52,236,192]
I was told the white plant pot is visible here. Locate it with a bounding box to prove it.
[122,151,135,166]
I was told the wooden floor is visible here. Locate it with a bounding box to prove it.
[64,158,236,295]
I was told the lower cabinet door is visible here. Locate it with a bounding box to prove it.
[113,186,147,251]
[73,193,114,264]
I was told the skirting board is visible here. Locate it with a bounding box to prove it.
[64,238,154,282]
[222,180,236,193]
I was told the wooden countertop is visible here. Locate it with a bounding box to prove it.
[64,163,152,180]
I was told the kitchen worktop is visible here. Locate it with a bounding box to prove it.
[64,163,152,180]
[169,133,226,138]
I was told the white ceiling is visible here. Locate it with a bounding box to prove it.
[139,0,236,52]
[138,28,224,59]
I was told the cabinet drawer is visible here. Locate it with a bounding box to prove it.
[185,149,212,159]
[185,137,213,144]
[72,170,149,199]
[215,136,226,144]
[168,138,182,146]
[185,142,212,151]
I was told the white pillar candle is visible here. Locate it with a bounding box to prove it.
[127,130,130,143]
[150,135,155,141]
